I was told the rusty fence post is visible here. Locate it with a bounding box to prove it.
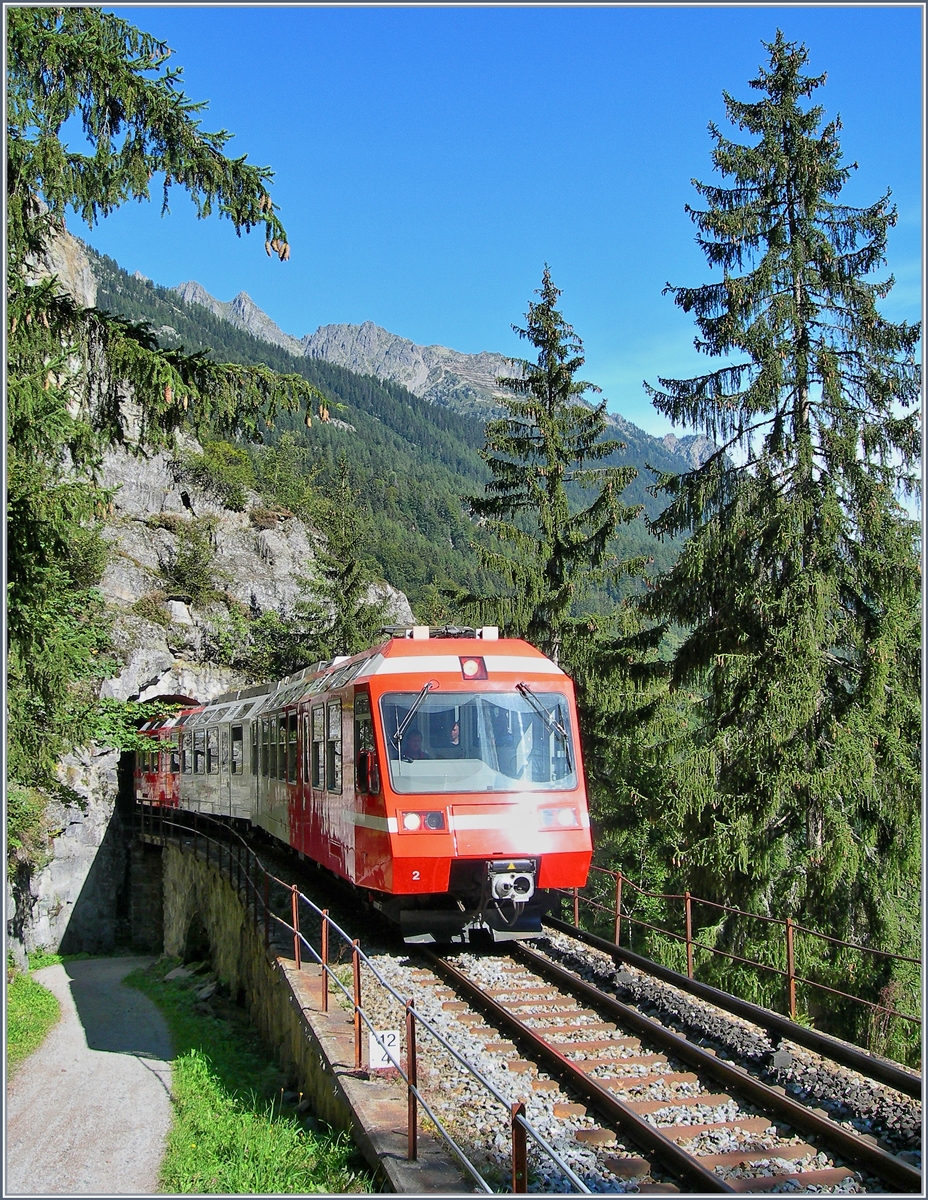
[321,910,329,1013]
[613,871,623,946]
[786,917,797,1019]
[406,1000,418,1161]
[291,884,301,969]
[684,891,694,979]
[352,940,362,1069]
[511,1101,527,1193]
[572,887,580,927]
[264,873,270,948]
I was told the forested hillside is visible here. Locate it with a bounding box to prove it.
[88,245,684,609]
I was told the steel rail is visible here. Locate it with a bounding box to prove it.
[546,915,922,1100]
[427,952,735,1194]
[515,940,923,1194]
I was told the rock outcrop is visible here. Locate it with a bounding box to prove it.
[300,320,520,413]
[173,280,305,356]
[97,438,414,706]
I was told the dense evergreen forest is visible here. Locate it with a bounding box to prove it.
[8,8,919,1069]
[89,245,684,612]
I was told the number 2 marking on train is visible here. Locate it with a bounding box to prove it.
[412,870,420,880]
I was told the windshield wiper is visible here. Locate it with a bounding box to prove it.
[392,680,439,749]
[516,682,573,769]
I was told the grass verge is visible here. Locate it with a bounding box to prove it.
[126,958,375,1194]
[6,965,61,1076]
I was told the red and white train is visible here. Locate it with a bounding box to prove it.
[135,626,593,942]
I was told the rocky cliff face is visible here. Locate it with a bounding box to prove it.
[97,439,414,705]
[9,228,416,961]
[25,221,98,309]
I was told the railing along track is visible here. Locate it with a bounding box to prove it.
[547,915,922,1100]
[427,944,922,1194]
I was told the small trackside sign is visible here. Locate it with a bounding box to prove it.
[369,1029,401,1069]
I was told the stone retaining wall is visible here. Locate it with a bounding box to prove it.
[160,842,465,1192]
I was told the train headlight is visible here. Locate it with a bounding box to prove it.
[401,810,446,832]
[459,656,488,679]
[539,806,580,829]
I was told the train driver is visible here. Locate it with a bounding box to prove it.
[402,730,429,761]
[436,720,466,759]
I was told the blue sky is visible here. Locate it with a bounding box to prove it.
[74,5,923,436]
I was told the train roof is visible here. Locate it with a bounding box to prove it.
[165,627,567,726]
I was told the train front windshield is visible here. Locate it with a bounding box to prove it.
[380,691,577,794]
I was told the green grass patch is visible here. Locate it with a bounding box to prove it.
[126,958,374,1194]
[6,968,61,1075]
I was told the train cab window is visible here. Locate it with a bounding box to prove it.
[193,730,206,774]
[231,725,244,775]
[379,690,577,794]
[311,706,324,788]
[261,718,270,778]
[207,727,219,774]
[326,700,342,793]
[288,712,298,783]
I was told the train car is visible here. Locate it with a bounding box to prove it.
[135,626,593,943]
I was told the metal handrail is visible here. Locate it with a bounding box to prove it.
[558,867,922,1037]
[141,805,594,1192]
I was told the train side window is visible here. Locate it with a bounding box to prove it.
[278,714,288,781]
[207,727,219,774]
[194,730,206,774]
[170,741,181,774]
[231,725,244,775]
[302,714,310,783]
[251,722,258,775]
[288,712,298,782]
[261,718,269,778]
[311,706,324,788]
[220,727,230,773]
[181,732,191,774]
[269,717,277,779]
[354,694,377,793]
[326,700,342,793]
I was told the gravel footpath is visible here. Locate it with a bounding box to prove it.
[5,957,173,1196]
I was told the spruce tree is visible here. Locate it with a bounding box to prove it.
[640,33,921,964]
[300,460,391,658]
[7,8,326,793]
[465,266,643,663]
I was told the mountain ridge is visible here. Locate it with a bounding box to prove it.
[168,278,714,467]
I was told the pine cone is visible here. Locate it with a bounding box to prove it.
[265,241,272,257]
[165,384,173,404]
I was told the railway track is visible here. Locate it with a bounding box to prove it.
[146,812,922,1192]
[401,943,921,1193]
